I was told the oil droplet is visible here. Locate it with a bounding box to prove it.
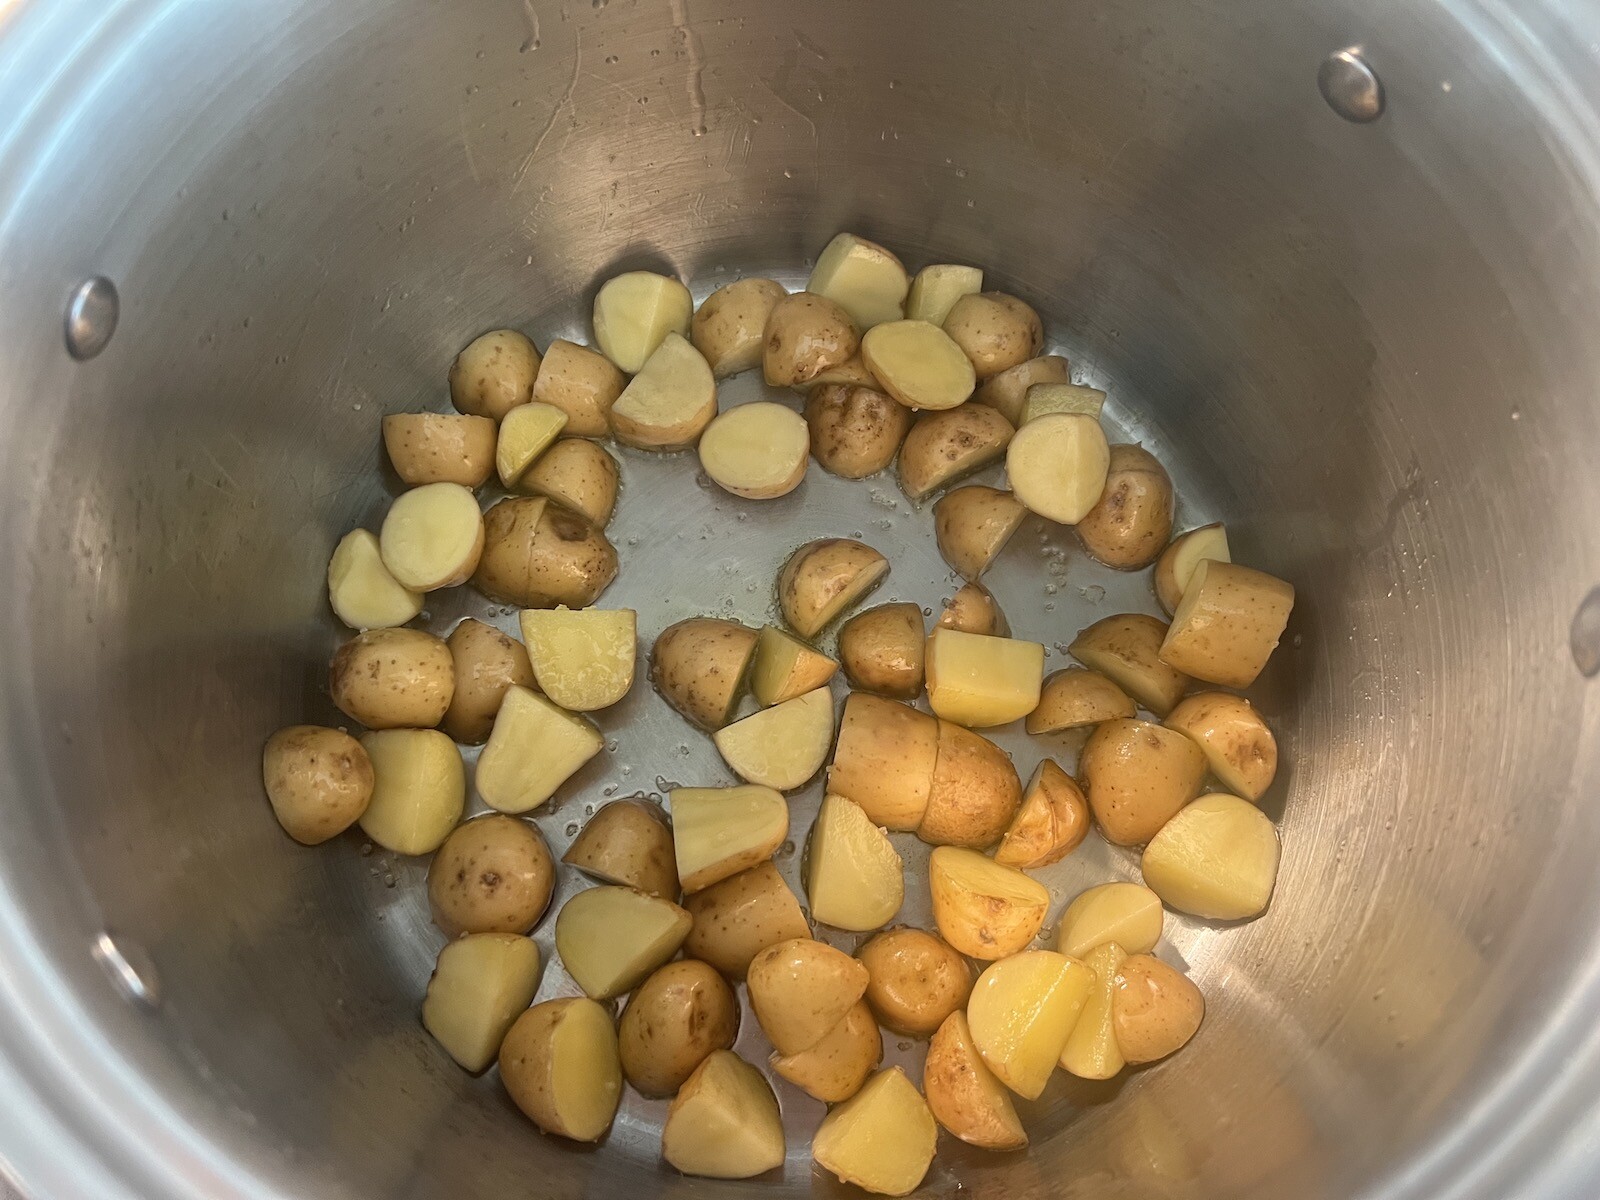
[566,822,580,836]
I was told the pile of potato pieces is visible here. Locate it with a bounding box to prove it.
[258,231,1300,1195]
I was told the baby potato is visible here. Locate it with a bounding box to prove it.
[449,329,541,421]
[326,529,423,631]
[925,627,1045,729]
[803,354,882,391]
[1076,444,1174,569]
[530,339,627,438]
[1023,381,1107,423]
[826,693,940,831]
[592,270,693,374]
[662,1051,786,1179]
[805,384,913,479]
[683,862,810,978]
[943,292,1043,379]
[1079,718,1207,846]
[1159,560,1296,688]
[1154,523,1230,615]
[1112,954,1204,1064]
[1057,882,1164,959]
[777,538,889,638]
[382,413,497,488]
[928,846,1049,959]
[934,485,1027,580]
[858,927,972,1038]
[476,686,604,814]
[610,332,718,450]
[495,402,567,488]
[1069,612,1191,716]
[441,618,535,745]
[698,401,810,499]
[1140,793,1280,920]
[749,624,838,707]
[973,354,1072,426]
[806,794,904,932]
[379,482,485,591]
[808,233,910,330]
[993,759,1090,869]
[812,1067,937,1197]
[771,1000,881,1103]
[1060,942,1126,1080]
[905,263,983,327]
[838,602,925,699]
[917,719,1023,849]
[519,606,636,711]
[1165,692,1278,800]
[474,496,618,610]
[563,798,679,899]
[1005,411,1111,525]
[748,937,871,1056]
[671,784,789,894]
[423,933,542,1073]
[1025,667,1136,736]
[499,997,621,1142]
[518,437,619,527]
[427,814,555,937]
[691,277,787,377]
[329,627,454,730]
[923,1011,1026,1151]
[968,950,1094,1099]
[860,319,976,411]
[898,404,1015,502]
[763,292,860,387]
[357,729,464,855]
[618,959,739,1097]
[650,617,760,730]
[938,581,1008,636]
[713,687,834,792]
[555,885,692,999]
[261,725,373,844]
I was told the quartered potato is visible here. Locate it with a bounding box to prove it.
[917,719,1023,848]
[499,997,622,1142]
[383,412,497,488]
[261,725,373,845]
[592,270,693,373]
[554,885,692,999]
[1069,612,1190,716]
[427,813,555,936]
[1060,942,1127,1080]
[749,624,838,707]
[968,950,1094,1099]
[379,482,485,591]
[924,1011,1026,1151]
[763,292,860,387]
[327,529,423,631]
[1057,882,1164,960]
[530,339,627,438]
[518,605,636,711]
[925,626,1045,728]
[1154,522,1230,615]
[804,383,914,479]
[808,233,910,330]
[691,277,787,378]
[682,862,810,978]
[1112,954,1204,1064]
[928,846,1049,960]
[803,354,882,391]
[670,784,789,893]
[441,618,535,745]
[562,797,679,899]
[777,537,889,638]
[993,759,1090,869]
[609,332,717,450]
[1022,382,1106,423]
[423,933,542,1073]
[450,329,541,422]
[898,403,1015,501]
[1165,691,1278,800]
[474,496,619,610]
[812,1067,938,1197]
[650,617,760,730]
[713,686,834,792]
[973,354,1071,426]
[1077,444,1174,569]
[1025,667,1136,735]
[938,581,1008,636]
[618,959,739,1097]
[858,927,972,1038]
[747,937,871,1055]
[827,693,940,831]
[860,319,976,411]
[1079,718,1207,846]
[329,627,454,731]
[771,999,881,1103]
[906,263,983,326]
[698,401,810,499]
[476,686,604,814]
[1141,793,1281,920]
[494,401,567,487]
[934,485,1027,580]
[1159,560,1296,688]
[357,729,464,855]
[806,793,904,932]
[838,602,925,699]
[662,1051,786,1179]
[1005,412,1111,525]
[943,292,1044,379]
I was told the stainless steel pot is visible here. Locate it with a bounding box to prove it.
[4,0,1600,1197]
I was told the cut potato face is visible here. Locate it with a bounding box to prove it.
[554,885,692,999]
[747,937,871,1055]
[592,270,693,374]
[562,798,679,899]
[1069,612,1190,716]
[1022,382,1106,423]
[670,784,789,893]
[771,999,881,1103]
[1159,559,1296,688]
[858,927,972,1038]
[777,538,889,638]
[1165,692,1278,800]
[898,403,1015,501]
[1057,882,1164,960]
[812,1067,938,1197]
[450,329,541,422]
[650,617,760,730]
[938,581,1008,636]
[1141,793,1281,920]
[808,233,910,330]
[928,846,1049,960]
[1079,718,1207,846]
[691,277,787,378]
[441,618,535,745]
[1154,523,1231,615]
[749,624,838,707]
[924,1011,1026,1151]
[662,1050,786,1179]
[383,412,497,488]
[917,719,1023,849]
[804,383,913,480]
[357,729,464,855]
[476,686,604,814]
[933,486,1027,580]
[1076,444,1174,570]
[993,759,1090,869]
[806,794,904,932]
[973,354,1072,426]
[925,627,1045,728]
[906,263,984,326]
[826,693,940,830]
[1112,954,1204,1064]
[1060,942,1127,1080]
[379,482,485,591]
[1005,412,1111,525]
[426,814,555,937]
[327,529,423,631]
[530,339,627,439]
[697,401,810,499]
[518,606,636,711]
[329,627,454,731]
[618,959,739,1097]
[499,997,622,1142]
[494,401,568,488]
[713,686,834,791]
[423,933,542,1073]
[861,319,977,411]
[968,950,1094,1099]
[763,292,860,387]
[473,496,618,610]
[943,292,1044,379]
[838,602,925,700]
[262,725,373,845]
[610,332,717,450]
[682,862,810,978]
[1025,667,1136,735]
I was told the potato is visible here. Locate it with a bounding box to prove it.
[563,798,679,899]
[683,862,809,978]
[928,846,1049,959]
[261,725,373,844]
[771,999,881,1103]
[925,627,1045,728]
[838,602,924,699]
[357,729,464,854]
[813,1070,937,1198]
[1159,560,1296,688]
[860,319,976,411]
[650,617,759,730]
[494,404,565,490]
[1060,942,1126,1079]
[329,627,454,730]
[662,1051,786,1179]
[1079,718,1206,846]
[326,529,423,630]
[609,332,718,450]
[713,687,834,791]
[749,624,838,707]
[691,277,787,377]
[554,885,692,999]
[379,482,485,591]
[382,413,497,488]
[943,292,1043,379]
[423,933,542,1072]
[968,950,1094,1099]
[440,618,535,745]
[1076,444,1174,569]
[808,233,909,330]
[917,719,1023,848]
[427,814,555,936]
[698,401,810,499]
[1113,954,1204,1064]
[1025,667,1135,735]
[826,693,939,830]
[763,292,860,387]
[1057,882,1164,959]
[618,960,739,1097]
[1140,793,1280,920]
[906,263,983,326]
[1165,692,1277,800]
[806,794,904,932]
[530,339,627,438]
[473,496,618,610]
[934,485,1027,579]
[1005,412,1111,525]
[518,606,636,711]
[923,1011,1026,1151]
[449,329,540,421]
[857,927,972,1037]
[938,581,1008,636]
[804,384,913,479]
[476,686,604,814]
[1023,382,1106,423]
[671,784,788,893]
[973,354,1072,426]
[519,438,620,526]
[898,403,1015,502]
[777,538,889,638]
[1154,522,1230,615]
[499,997,621,1142]
[802,354,881,391]
[747,937,870,1055]
[1069,612,1190,716]
[993,759,1090,869]
[592,270,693,373]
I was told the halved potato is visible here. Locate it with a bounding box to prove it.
[423,933,542,1072]
[777,538,889,638]
[518,606,636,711]
[1159,560,1296,688]
[662,1051,786,1179]
[449,329,541,421]
[1060,941,1127,1080]
[906,263,983,327]
[808,233,909,329]
[1057,882,1164,959]
[357,729,464,855]
[592,270,693,373]
[898,403,1015,501]
[329,627,454,730]
[838,602,924,699]
[917,719,1023,849]
[860,319,976,411]
[327,529,423,631]
[938,581,1008,636]
[968,950,1094,1099]
[262,725,373,845]
[747,937,871,1055]
[691,277,787,378]
[650,617,759,730]
[473,496,618,610]
[618,959,739,1097]
[804,383,913,479]
[441,618,535,745]
[499,997,621,1142]
[943,292,1043,379]
[713,687,834,791]
[1140,793,1280,920]
[1154,523,1230,615]
[812,1068,937,1197]
[1165,692,1278,800]
[934,486,1027,579]
[858,927,972,1038]
[1005,412,1110,525]
[806,793,904,931]
[1025,667,1136,735]
[698,401,810,499]
[1112,954,1204,1064]
[770,999,881,1103]
[610,332,717,450]
[1022,382,1106,423]
[993,759,1090,869]
[379,482,485,591]
[928,846,1049,959]
[763,292,860,387]
[826,693,939,830]
[495,401,568,487]
[671,784,788,893]
[925,626,1045,728]
[383,412,497,488]
[476,686,604,814]
[1079,718,1207,846]
[562,798,679,899]
[924,1011,1026,1151]
[1069,613,1190,716]
[973,354,1071,426]
[427,813,555,936]
[554,885,692,999]
[683,862,810,978]
[1076,444,1174,569]
[749,624,838,707]
[530,339,627,438]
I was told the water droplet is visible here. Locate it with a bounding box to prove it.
[566,822,579,836]
[606,739,619,752]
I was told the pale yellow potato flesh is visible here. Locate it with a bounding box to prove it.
[1057,882,1164,960]
[530,339,627,438]
[1165,691,1278,800]
[618,959,738,1097]
[357,729,464,855]
[440,618,535,745]
[1069,612,1191,716]
[682,862,810,979]
[748,624,838,707]
[713,687,834,792]
[562,798,679,899]
[422,933,542,1072]
[897,403,1015,501]
[770,999,881,1103]
[806,793,904,932]
[1079,717,1207,846]
[553,885,692,999]
[662,1050,786,1179]
[1159,559,1296,688]
[905,263,983,326]
[449,329,541,422]
[697,401,810,499]
[973,354,1071,425]
[670,784,789,893]
[261,725,373,845]
[812,1067,938,1197]
[494,401,568,487]
[329,627,454,730]
[1005,412,1111,525]
[690,277,787,378]
[807,233,910,330]
[1141,793,1281,920]
[1154,523,1231,615]
[992,759,1091,869]
[327,529,423,631]
[916,719,1023,849]
[592,270,693,373]
[928,846,1049,959]
[925,626,1045,728]
[378,481,485,591]
[1060,942,1127,1079]
[476,686,604,814]
[382,412,497,488]
[1024,667,1137,735]
[777,537,889,638]
[860,320,977,411]
[1112,953,1205,1064]
[857,928,972,1038]
[933,485,1027,580]
[747,937,871,1055]
[967,950,1094,1099]
[923,1011,1026,1151]
[609,332,717,450]
[826,693,940,831]
[499,997,622,1142]
[938,581,1008,636]
[650,617,760,730]
[1022,381,1106,423]
[518,606,637,711]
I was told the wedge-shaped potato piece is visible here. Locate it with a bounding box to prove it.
[1079,718,1207,846]
[713,687,834,791]
[499,997,621,1142]
[650,617,759,730]
[804,383,913,480]
[327,529,423,630]
[771,999,881,1102]
[1060,942,1126,1079]
[943,292,1043,379]
[748,937,870,1055]
[1077,444,1174,570]
[934,486,1027,580]
[1141,793,1280,920]
[474,496,618,610]
[1058,882,1164,959]
[808,233,909,330]
[993,759,1090,868]
[357,729,464,855]
[450,329,540,422]
[476,686,604,814]
[926,627,1045,728]
[619,961,739,1097]
[861,319,976,411]
[554,885,692,999]
[777,538,889,638]
[1159,560,1296,688]
[683,862,809,978]
[858,928,972,1038]
[698,401,810,499]
[1165,692,1278,800]
[1154,523,1231,615]
[671,784,789,894]
[838,602,924,699]
[749,624,838,707]
[813,1067,937,1197]
[519,438,619,529]
[441,618,535,745]
[807,794,904,931]
[495,401,568,487]
[383,412,497,488]
[330,627,454,730]
[827,693,939,830]
[924,1011,1026,1151]
[1022,382,1106,423]
[379,482,485,591]
[968,950,1094,1099]
[518,606,636,711]
[763,293,860,387]
[918,719,1022,848]
[1113,954,1204,1064]
[906,263,983,326]
[929,846,1048,959]
[530,339,626,437]
[1026,667,1136,735]
[1069,613,1190,716]
[592,270,692,373]
[802,353,880,391]
[262,726,373,845]
[663,1051,786,1179]
[563,798,679,899]
[1006,412,1110,525]
[691,277,787,378]
[423,933,542,1072]
[898,403,1014,501]
[610,332,717,450]
[973,354,1071,425]
[939,581,1008,636]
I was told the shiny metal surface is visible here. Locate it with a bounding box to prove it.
[2,1,1600,1198]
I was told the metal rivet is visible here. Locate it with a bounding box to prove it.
[1573,588,1600,677]
[64,276,119,360]
[1319,49,1385,123]
[93,932,160,1008]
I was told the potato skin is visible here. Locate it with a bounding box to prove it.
[1163,692,1278,801]
[838,602,925,699]
[971,354,1072,425]
[770,1000,882,1103]
[897,404,1014,501]
[440,618,535,745]
[942,293,1043,379]
[450,329,541,421]
[923,1012,1027,1151]
[938,582,1008,636]
[531,339,627,438]
[857,928,973,1037]
[777,538,889,638]
[382,413,497,488]
[826,693,940,831]
[562,798,679,899]
[763,293,860,387]
[1079,718,1207,846]
[1076,444,1174,569]
[933,486,1027,580]
[650,618,760,731]
[682,862,810,978]
[1024,667,1136,735]
[693,278,787,377]
[993,759,1090,869]
[329,627,454,730]
[427,814,555,937]
[804,384,913,479]
[1112,954,1205,1063]
[618,959,740,1097]
[472,496,619,610]
[518,437,620,527]
[498,997,621,1142]
[916,721,1022,849]
[261,725,373,844]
